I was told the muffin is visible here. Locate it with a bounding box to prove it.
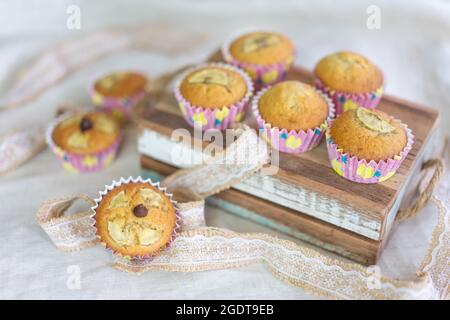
[174,63,253,130]
[314,51,384,115]
[94,178,178,259]
[253,80,335,154]
[90,71,149,122]
[326,108,413,183]
[47,111,122,173]
[222,31,295,88]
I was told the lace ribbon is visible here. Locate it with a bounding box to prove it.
[0,126,46,175]
[0,23,206,110]
[37,126,449,300]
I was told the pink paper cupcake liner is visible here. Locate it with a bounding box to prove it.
[46,113,123,173]
[89,71,149,121]
[174,62,254,131]
[221,31,295,90]
[252,87,335,154]
[91,176,181,260]
[325,123,414,184]
[315,79,383,116]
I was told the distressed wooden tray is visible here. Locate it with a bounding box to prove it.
[136,64,439,265]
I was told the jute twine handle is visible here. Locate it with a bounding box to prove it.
[396,158,444,221]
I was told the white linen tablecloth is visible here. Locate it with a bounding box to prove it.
[0,0,448,299]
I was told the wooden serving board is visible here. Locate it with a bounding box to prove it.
[137,65,439,265]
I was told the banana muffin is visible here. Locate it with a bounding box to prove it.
[314,51,384,115]
[52,112,120,155]
[90,71,149,121]
[48,111,122,173]
[258,81,329,131]
[228,31,295,66]
[222,31,295,88]
[314,51,383,94]
[175,63,253,130]
[93,71,148,98]
[179,66,248,109]
[329,108,407,161]
[253,80,334,154]
[95,181,177,258]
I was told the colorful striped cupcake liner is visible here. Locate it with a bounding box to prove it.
[315,79,383,116]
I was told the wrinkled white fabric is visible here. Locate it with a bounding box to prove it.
[0,0,449,299]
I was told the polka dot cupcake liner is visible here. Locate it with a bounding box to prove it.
[88,71,149,122]
[174,62,254,131]
[252,87,335,154]
[91,176,181,260]
[315,79,383,116]
[46,113,123,173]
[325,123,414,184]
[221,31,295,90]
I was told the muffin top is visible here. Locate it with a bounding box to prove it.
[95,182,177,258]
[180,66,248,109]
[314,51,383,94]
[52,112,120,154]
[229,31,295,65]
[94,71,148,98]
[258,81,329,131]
[329,108,407,161]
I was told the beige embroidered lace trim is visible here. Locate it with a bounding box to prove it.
[0,127,46,175]
[0,24,206,110]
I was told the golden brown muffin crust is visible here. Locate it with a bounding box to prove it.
[314,51,383,94]
[180,66,247,109]
[94,71,148,98]
[330,108,407,161]
[258,81,329,131]
[95,182,177,258]
[229,31,295,65]
[52,112,120,155]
